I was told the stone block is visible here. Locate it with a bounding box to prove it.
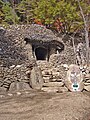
[50,79,57,82]
[30,66,44,90]
[84,82,90,86]
[9,81,31,92]
[43,82,64,87]
[43,76,50,80]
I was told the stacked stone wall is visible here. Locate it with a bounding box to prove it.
[0,59,36,92]
[0,25,90,95]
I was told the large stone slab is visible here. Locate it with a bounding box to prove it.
[65,64,84,92]
[30,66,44,89]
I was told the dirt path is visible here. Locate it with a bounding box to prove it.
[0,90,90,120]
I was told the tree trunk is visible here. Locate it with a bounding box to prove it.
[77,0,89,66]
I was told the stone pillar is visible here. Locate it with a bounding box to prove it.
[30,66,44,89]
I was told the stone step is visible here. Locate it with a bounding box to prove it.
[43,76,51,80]
[2,85,9,88]
[4,80,12,84]
[84,80,90,83]
[37,61,51,68]
[42,70,52,75]
[43,82,64,87]
[3,80,11,84]
[41,86,68,93]
[84,82,90,86]
[2,82,11,88]
[43,74,52,77]
[49,78,63,82]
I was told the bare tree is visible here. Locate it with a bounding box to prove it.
[77,0,89,66]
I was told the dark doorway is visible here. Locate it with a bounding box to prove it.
[35,47,47,60]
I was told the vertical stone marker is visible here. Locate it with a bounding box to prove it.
[65,64,84,92]
[30,66,44,90]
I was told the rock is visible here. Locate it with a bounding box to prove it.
[0,27,6,35]
[84,85,90,91]
[7,93,13,97]
[42,70,52,75]
[61,64,69,70]
[85,80,90,83]
[84,82,90,86]
[43,74,51,77]
[43,76,50,83]
[16,92,22,96]
[0,87,7,93]
[30,66,44,89]
[22,82,31,90]
[52,71,60,77]
[50,79,57,82]
[56,79,63,82]
[16,65,22,68]
[9,81,31,91]
[84,74,90,81]
[43,76,50,79]
[9,82,18,91]
[0,81,3,87]
[10,65,15,69]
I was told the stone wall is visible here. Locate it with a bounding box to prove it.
[0,59,37,92]
[0,25,90,95]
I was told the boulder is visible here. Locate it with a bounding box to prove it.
[9,81,31,92]
[0,87,7,93]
